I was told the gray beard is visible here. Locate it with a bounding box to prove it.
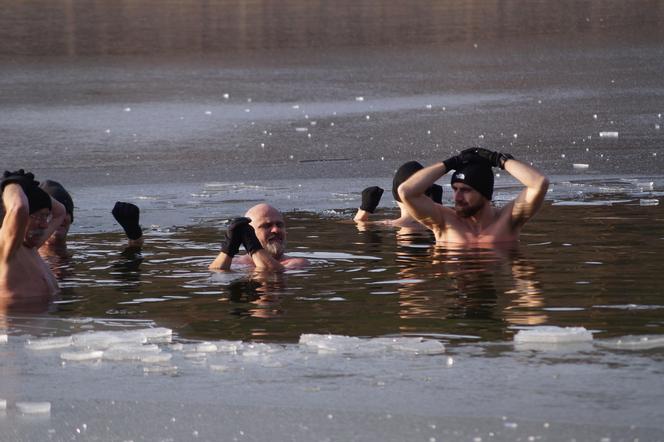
[265,239,286,260]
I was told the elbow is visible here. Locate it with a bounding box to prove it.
[397,183,414,202]
[538,176,550,193]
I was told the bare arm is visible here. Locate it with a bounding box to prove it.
[504,159,549,228]
[397,163,448,230]
[0,184,29,261]
[209,251,234,270]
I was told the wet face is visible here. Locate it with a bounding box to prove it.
[249,206,287,260]
[24,208,51,248]
[452,183,486,218]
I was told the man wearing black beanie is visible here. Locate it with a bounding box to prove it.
[397,148,549,245]
[0,170,66,302]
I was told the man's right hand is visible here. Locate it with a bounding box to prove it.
[1,169,38,192]
[112,202,143,240]
[360,186,383,213]
[220,217,251,257]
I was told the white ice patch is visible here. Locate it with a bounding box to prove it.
[597,335,664,350]
[639,199,659,206]
[61,350,104,361]
[299,334,444,355]
[0,334,7,344]
[572,163,589,169]
[599,131,619,138]
[195,342,218,353]
[0,398,6,409]
[26,336,73,351]
[513,326,593,343]
[16,401,51,414]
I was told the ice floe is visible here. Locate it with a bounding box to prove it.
[513,326,593,343]
[299,334,445,355]
[596,335,664,350]
[16,401,51,414]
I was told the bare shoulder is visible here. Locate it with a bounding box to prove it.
[282,257,309,269]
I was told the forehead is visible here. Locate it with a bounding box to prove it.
[452,182,476,192]
[250,207,284,225]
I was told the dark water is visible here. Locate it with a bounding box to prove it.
[29,201,661,345]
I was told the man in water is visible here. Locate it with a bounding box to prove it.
[38,180,75,258]
[398,148,549,245]
[0,170,66,300]
[354,161,443,228]
[209,203,307,271]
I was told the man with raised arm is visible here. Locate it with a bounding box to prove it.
[209,203,308,272]
[398,148,549,245]
[0,170,66,300]
[354,161,443,228]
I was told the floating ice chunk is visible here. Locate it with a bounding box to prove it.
[196,342,218,353]
[209,364,229,372]
[223,93,230,99]
[72,331,146,350]
[124,107,131,112]
[0,334,7,344]
[299,334,363,354]
[184,352,207,359]
[295,127,308,132]
[26,336,73,350]
[204,111,212,115]
[16,401,51,414]
[0,398,6,409]
[514,326,593,343]
[599,131,619,138]
[639,199,659,206]
[141,353,173,363]
[655,124,660,130]
[139,327,173,343]
[216,341,242,353]
[143,365,178,374]
[573,163,589,169]
[355,96,364,102]
[373,337,445,355]
[242,343,280,357]
[291,104,299,109]
[597,335,664,350]
[61,350,104,361]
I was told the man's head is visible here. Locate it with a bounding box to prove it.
[392,161,424,202]
[24,186,53,248]
[245,204,287,260]
[450,161,494,218]
[392,161,443,204]
[40,180,73,242]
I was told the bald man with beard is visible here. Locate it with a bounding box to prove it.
[209,203,308,272]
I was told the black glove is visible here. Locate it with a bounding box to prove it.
[220,217,251,257]
[360,186,384,213]
[240,223,263,255]
[461,147,514,169]
[426,184,443,204]
[442,150,476,172]
[112,201,143,240]
[1,169,38,192]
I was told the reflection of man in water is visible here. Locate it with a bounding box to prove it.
[209,203,308,271]
[0,170,65,301]
[398,148,549,245]
[354,161,443,228]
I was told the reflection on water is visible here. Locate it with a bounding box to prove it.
[1,0,662,56]
[4,202,662,344]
